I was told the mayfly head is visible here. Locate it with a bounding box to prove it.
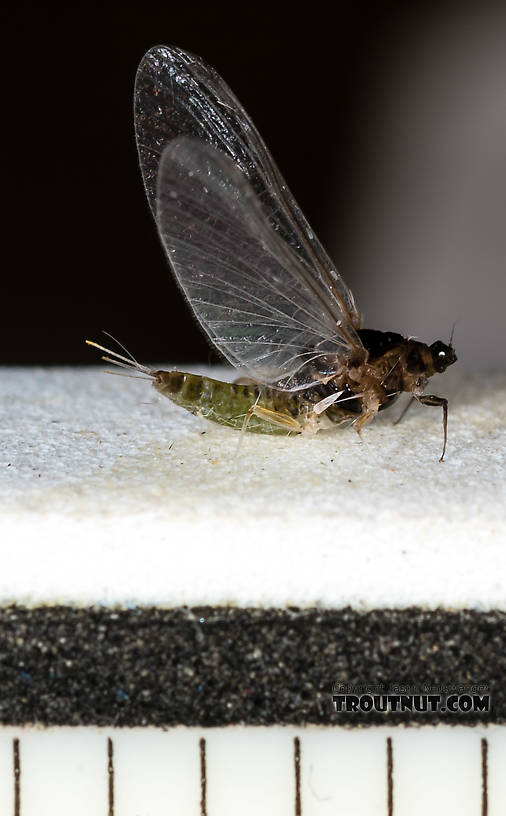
[429,340,458,374]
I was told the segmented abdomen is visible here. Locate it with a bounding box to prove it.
[152,370,298,434]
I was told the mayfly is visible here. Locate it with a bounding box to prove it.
[88,45,457,460]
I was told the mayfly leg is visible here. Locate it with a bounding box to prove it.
[247,405,302,432]
[235,390,263,461]
[418,394,449,462]
[235,392,302,459]
[394,392,449,461]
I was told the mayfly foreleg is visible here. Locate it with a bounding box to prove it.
[417,393,449,462]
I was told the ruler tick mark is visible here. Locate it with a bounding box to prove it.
[200,738,207,816]
[107,737,114,816]
[386,736,393,816]
[481,737,488,816]
[13,738,20,816]
[294,736,301,816]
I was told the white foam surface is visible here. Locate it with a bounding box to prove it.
[0,724,503,816]
[1,365,505,608]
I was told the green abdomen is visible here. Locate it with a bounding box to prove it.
[152,370,295,434]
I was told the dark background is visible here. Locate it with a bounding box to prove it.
[5,1,505,366]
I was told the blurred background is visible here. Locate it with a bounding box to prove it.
[4,1,506,367]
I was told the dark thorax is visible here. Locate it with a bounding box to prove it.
[355,329,457,401]
[317,328,457,460]
[357,329,434,407]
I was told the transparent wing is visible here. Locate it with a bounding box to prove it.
[134,45,364,348]
[156,137,359,389]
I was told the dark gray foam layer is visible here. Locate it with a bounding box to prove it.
[0,606,503,726]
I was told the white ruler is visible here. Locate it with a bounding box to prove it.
[0,725,503,815]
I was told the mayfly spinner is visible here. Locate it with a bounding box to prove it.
[89,45,457,460]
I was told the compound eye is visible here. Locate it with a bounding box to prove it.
[430,341,452,372]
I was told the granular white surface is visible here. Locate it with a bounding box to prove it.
[1,365,505,609]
